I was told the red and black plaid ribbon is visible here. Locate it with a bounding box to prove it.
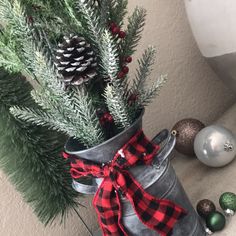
[69,130,187,236]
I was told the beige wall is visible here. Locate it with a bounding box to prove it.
[0,1,235,236]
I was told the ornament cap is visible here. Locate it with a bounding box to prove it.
[205,228,213,235]
[225,209,235,217]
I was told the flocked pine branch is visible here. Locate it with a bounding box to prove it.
[77,0,103,50]
[0,0,105,147]
[132,46,156,92]
[10,106,75,135]
[20,0,83,42]
[0,40,23,73]
[104,0,128,26]
[138,75,167,108]
[105,84,132,129]
[120,7,146,57]
[63,0,83,31]
[0,70,78,225]
[100,29,119,79]
[100,29,132,126]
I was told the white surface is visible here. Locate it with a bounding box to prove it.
[185,0,236,57]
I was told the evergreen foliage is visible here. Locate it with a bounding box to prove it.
[0,0,105,148]
[0,70,79,225]
[120,7,146,57]
[0,0,166,148]
[0,0,167,225]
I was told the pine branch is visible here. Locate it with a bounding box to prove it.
[10,106,82,137]
[28,47,105,147]
[63,0,83,31]
[70,88,105,146]
[99,0,110,26]
[20,0,83,42]
[100,29,119,79]
[132,46,156,92]
[0,70,78,225]
[104,0,128,26]
[138,75,167,107]
[100,29,131,128]
[0,0,105,147]
[113,0,128,26]
[77,0,103,49]
[0,41,23,73]
[120,7,146,57]
[105,84,132,129]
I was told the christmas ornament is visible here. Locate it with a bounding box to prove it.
[55,34,97,87]
[194,125,236,167]
[206,211,226,233]
[172,118,205,156]
[219,192,236,216]
[196,199,216,219]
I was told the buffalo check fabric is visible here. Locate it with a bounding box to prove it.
[69,130,187,236]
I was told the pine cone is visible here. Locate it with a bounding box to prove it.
[55,35,97,87]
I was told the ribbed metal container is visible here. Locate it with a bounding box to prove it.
[93,161,205,236]
[65,113,205,236]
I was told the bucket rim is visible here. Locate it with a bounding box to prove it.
[65,109,144,155]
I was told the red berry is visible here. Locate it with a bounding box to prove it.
[128,94,138,105]
[119,31,126,38]
[27,15,34,24]
[99,112,114,126]
[125,56,132,63]
[122,66,129,74]
[103,113,114,123]
[118,71,125,79]
[109,22,117,30]
[112,26,120,35]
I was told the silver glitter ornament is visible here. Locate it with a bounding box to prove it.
[194,125,236,167]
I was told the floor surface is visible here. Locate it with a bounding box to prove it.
[172,152,236,236]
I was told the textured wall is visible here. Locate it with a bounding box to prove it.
[0,1,235,236]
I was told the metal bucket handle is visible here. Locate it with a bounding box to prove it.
[72,129,176,195]
[152,129,176,168]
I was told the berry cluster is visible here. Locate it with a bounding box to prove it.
[109,22,126,38]
[109,22,133,79]
[99,112,114,126]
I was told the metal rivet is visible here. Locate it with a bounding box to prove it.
[171,130,177,136]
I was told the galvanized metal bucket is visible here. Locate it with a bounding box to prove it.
[65,113,205,236]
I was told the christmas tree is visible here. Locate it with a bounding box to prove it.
[0,0,166,226]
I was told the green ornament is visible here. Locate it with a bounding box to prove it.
[219,192,236,216]
[206,211,226,232]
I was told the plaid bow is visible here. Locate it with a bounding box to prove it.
[70,130,187,236]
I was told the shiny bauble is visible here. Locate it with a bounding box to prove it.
[194,125,236,167]
[219,192,236,216]
[172,118,205,156]
[206,211,226,233]
[196,199,216,219]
